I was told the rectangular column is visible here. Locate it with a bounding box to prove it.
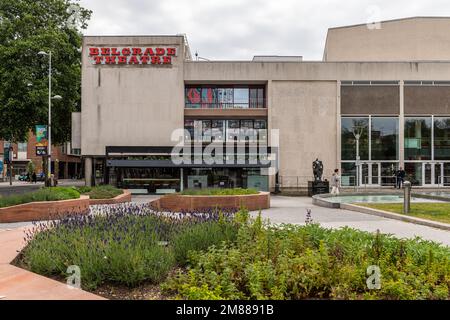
[64,162,69,179]
[84,157,93,187]
[399,80,405,168]
[180,168,184,191]
[336,80,341,172]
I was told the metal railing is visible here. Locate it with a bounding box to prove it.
[437,176,450,188]
[185,100,266,109]
[363,176,398,189]
[279,176,314,189]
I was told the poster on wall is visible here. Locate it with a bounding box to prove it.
[35,125,48,156]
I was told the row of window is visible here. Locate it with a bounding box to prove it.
[341,117,450,161]
[184,119,268,142]
[185,87,265,109]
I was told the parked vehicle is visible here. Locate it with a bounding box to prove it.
[18,174,30,181]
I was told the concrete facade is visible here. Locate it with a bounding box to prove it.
[324,17,450,62]
[78,17,450,190]
[81,36,189,156]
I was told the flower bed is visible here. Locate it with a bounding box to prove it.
[20,203,240,290]
[17,205,450,300]
[152,191,270,212]
[0,195,89,223]
[0,187,80,208]
[88,190,131,205]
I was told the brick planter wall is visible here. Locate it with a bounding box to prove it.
[152,192,270,212]
[0,195,90,223]
[88,190,132,205]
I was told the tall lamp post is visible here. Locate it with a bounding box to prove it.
[352,125,364,189]
[38,51,62,186]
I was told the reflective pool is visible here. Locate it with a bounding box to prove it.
[325,195,441,204]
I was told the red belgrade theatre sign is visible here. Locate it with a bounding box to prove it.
[89,47,177,65]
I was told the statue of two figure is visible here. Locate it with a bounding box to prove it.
[312,158,323,182]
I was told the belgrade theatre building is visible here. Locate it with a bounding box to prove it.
[74,17,450,193]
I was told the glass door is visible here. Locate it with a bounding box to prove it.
[360,163,369,186]
[371,163,380,185]
[443,163,450,186]
[423,163,433,186]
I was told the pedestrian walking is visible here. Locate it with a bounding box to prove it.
[396,167,406,189]
[32,172,37,184]
[331,168,341,195]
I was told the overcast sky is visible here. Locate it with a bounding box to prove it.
[78,0,450,61]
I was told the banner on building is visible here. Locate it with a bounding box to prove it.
[3,142,12,165]
[35,125,48,156]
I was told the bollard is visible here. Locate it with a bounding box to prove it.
[403,181,411,214]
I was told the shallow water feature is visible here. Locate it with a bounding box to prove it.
[325,194,441,204]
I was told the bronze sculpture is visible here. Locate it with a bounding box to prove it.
[312,158,323,182]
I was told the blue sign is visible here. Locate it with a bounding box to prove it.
[0,159,3,174]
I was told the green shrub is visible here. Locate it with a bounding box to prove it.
[180,188,259,196]
[75,186,92,194]
[163,216,450,300]
[21,205,238,290]
[76,185,123,199]
[172,220,239,265]
[0,187,80,208]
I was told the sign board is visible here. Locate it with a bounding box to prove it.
[3,142,12,165]
[35,125,48,156]
[88,47,177,65]
[0,159,3,175]
[36,146,48,156]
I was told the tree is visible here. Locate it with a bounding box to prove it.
[0,0,91,144]
[27,160,35,174]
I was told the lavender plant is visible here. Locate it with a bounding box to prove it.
[22,203,239,289]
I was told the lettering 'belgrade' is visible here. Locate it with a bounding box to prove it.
[89,47,177,65]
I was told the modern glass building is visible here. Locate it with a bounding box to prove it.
[74,17,450,193]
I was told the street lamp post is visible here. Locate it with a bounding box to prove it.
[352,126,363,189]
[38,51,62,186]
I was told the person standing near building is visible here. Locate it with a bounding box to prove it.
[32,172,37,184]
[396,167,406,189]
[331,168,341,195]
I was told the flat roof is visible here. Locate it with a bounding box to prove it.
[327,16,450,31]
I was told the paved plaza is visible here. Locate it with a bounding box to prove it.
[254,196,450,246]
[1,195,449,246]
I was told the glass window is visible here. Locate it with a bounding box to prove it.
[202,120,212,142]
[249,89,257,108]
[434,117,450,160]
[341,163,357,186]
[233,88,249,108]
[211,120,225,142]
[404,117,431,160]
[257,88,264,108]
[193,120,204,142]
[201,88,217,108]
[240,120,255,143]
[227,120,240,142]
[18,142,27,152]
[184,119,194,141]
[405,162,423,186]
[254,120,267,142]
[341,118,369,161]
[217,88,233,108]
[254,120,267,129]
[371,117,398,161]
[185,88,201,108]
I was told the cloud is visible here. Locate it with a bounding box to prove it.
[79,0,450,60]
